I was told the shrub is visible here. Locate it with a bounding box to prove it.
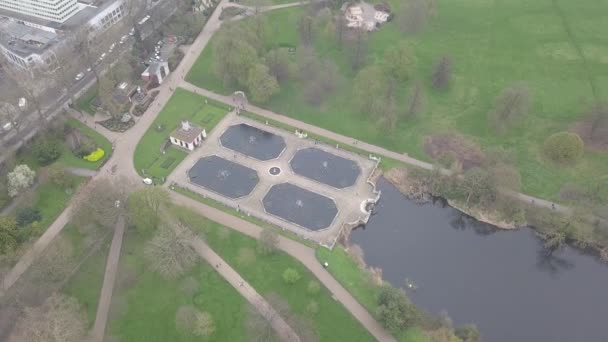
[32,138,62,166]
[16,207,42,227]
[48,165,76,189]
[543,132,584,164]
[257,229,279,255]
[7,164,36,198]
[282,268,301,285]
[306,300,319,316]
[307,280,321,296]
[83,148,105,162]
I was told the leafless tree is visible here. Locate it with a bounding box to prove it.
[399,0,436,34]
[265,49,291,84]
[9,294,86,342]
[127,186,171,233]
[257,229,279,255]
[431,56,453,90]
[407,82,426,118]
[348,28,368,70]
[299,15,315,46]
[489,83,530,133]
[583,102,608,144]
[71,178,129,230]
[144,222,198,279]
[0,57,47,120]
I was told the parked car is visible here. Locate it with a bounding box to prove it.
[99,52,106,60]
[75,72,85,81]
[119,35,128,44]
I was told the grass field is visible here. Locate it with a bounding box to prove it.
[173,206,375,342]
[106,229,249,341]
[133,88,230,183]
[316,247,429,342]
[30,175,85,231]
[187,0,608,201]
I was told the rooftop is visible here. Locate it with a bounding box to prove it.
[171,121,204,143]
[0,19,58,57]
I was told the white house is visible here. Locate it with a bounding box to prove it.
[169,121,206,151]
[141,61,170,85]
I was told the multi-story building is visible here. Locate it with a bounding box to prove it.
[0,0,81,23]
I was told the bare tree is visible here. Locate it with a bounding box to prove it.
[431,56,453,90]
[71,178,129,230]
[583,102,608,144]
[348,28,368,70]
[0,58,47,120]
[144,222,198,279]
[9,294,86,342]
[128,186,171,233]
[257,229,279,255]
[298,15,315,46]
[407,82,426,118]
[489,83,530,133]
[265,49,291,84]
[399,0,430,34]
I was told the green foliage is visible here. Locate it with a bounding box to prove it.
[247,63,280,103]
[376,284,418,333]
[83,148,105,162]
[127,186,170,233]
[306,300,319,316]
[32,138,62,166]
[352,65,390,119]
[213,29,259,87]
[383,42,416,82]
[48,164,76,189]
[16,206,42,227]
[282,268,301,285]
[0,216,18,254]
[307,280,321,296]
[543,132,584,164]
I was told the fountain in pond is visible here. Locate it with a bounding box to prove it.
[322,161,328,169]
[249,136,257,145]
[218,169,231,180]
[296,199,304,208]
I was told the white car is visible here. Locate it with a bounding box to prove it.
[99,52,106,60]
[74,72,85,81]
[129,28,135,36]
[119,35,128,44]
[86,67,92,72]
[142,178,153,185]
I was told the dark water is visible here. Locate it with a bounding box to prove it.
[351,178,608,342]
[220,123,286,160]
[290,147,361,188]
[263,182,337,230]
[188,156,259,198]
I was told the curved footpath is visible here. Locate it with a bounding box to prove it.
[169,192,396,342]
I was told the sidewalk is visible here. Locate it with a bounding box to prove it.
[189,236,300,342]
[169,191,396,342]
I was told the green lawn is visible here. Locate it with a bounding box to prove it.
[187,0,608,202]
[59,118,113,170]
[17,118,112,171]
[173,206,375,342]
[62,226,113,327]
[75,85,99,115]
[30,175,85,233]
[133,88,229,183]
[316,247,429,342]
[107,229,249,342]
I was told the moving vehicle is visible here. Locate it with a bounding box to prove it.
[75,72,85,81]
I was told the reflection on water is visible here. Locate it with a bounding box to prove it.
[351,177,608,342]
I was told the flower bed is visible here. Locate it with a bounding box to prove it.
[84,148,105,162]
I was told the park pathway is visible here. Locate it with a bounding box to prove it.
[189,235,300,342]
[169,191,396,342]
[178,82,572,215]
[91,216,126,342]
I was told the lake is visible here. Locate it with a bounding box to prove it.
[351,178,608,342]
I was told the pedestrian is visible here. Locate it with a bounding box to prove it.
[552,203,556,210]
[239,281,244,287]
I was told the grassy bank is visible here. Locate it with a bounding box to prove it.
[187,0,608,202]
[173,206,375,341]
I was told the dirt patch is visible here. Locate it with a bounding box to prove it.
[572,120,608,150]
[423,133,484,170]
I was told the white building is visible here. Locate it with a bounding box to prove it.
[170,121,206,151]
[0,0,80,23]
[88,0,125,33]
[0,19,58,69]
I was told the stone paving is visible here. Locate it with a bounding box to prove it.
[169,113,380,247]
